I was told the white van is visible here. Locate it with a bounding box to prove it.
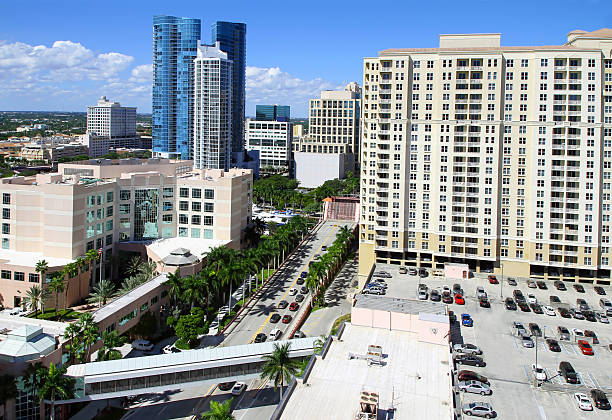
[269,328,282,341]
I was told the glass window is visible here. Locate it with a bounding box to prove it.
[2,208,9,219]
[162,187,174,198]
[1,270,11,279]
[203,216,213,226]
[14,272,24,281]
[106,191,114,202]
[2,223,9,235]
[134,189,159,240]
[192,188,201,199]
[179,188,189,198]
[120,218,130,229]
[178,227,188,237]
[120,190,131,200]
[179,214,188,224]
[140,302,148,313]
[2,193,10,205]
[96,223,103,235]
[191,215,201,225]
[191,228,200,238]
[96,195,103,205]
[105,234,113,246]
[106,206,113,217]
[86,211,95,223]
[29,273,40,283]
[179,201,188,211]
[106,220,113,231]
[204,202,214,212]
[87,195,95,207]
[162,214,173,224]
[192,202,201,212]
[119,204,130,214]
[163,201,173,211]
[86,240,94,251]
[203,229,213,239]
[204,189,214,199]
[97,208,104,219]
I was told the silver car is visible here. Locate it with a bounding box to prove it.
[458,380,492,395]
[418,290,428,300]
[462,401,495,418]
[521,335,534,348]
[453,343,482,355]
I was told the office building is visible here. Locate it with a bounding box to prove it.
[20,142,88,162]
[256,104,290,122]
[212,21,247,155]
[0,158,252,309]
[359,28,612,284]
[245,118,293,171]
[293,82,361,187]
[152,15,201,160]
[193,42,232,170]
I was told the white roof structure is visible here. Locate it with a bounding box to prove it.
[281,323,453,420]
[0,325,57,362]
[0,248,73,269]
[146,237,228,262]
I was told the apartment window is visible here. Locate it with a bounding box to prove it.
[191,188,201,199]
[2,193,9,205]
[2,238,8,249]
[162,187,174,198]
[162,214,173,224]
[120,190,131,200]
[1,270,10,279]
[106,191,114,203]
[29,273,40,283]
[204,202,214,212]
[13,271,24,282]
[203,216,213,226]
[192,202,201,212]
[2,208,9,219]
[178,227,188,237]
[204,189,214,199]
[1,223,8,235]
[119,204,130,214]
[179,188,189,198]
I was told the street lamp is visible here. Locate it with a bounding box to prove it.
[499,263,504,300]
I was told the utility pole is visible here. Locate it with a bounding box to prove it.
[500,263,504,300]
[534,329,539,387]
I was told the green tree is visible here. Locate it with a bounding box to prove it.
[175,313,200,348]
[97,331,126,361]
[22,362,44,396]
[35,259,48,283]
[63,323,81,364]
[37,363,75,420]
[125,255,143,277]
[0,374,18,420]
[165,269,183,306]
[75,313,98,362]
[201,398,235,420]
[48,274,65,316]
[24,285,49,317]
[260,342,299,401]
[88,279,116,307]
[182,275,206,309]
[131,311,158,339]
[85,249,100,284]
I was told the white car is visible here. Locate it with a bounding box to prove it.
[442,285,451,294]
[288,288,297,296]
[476,286,487,299]
[418,290,428,300]
[596,312,610,323]
[131,339,154,351]
[543,305,556,316]
[574,393,593,411]
[527,294,537,304]
[268,328,282,341]
[572,328,584,338]
[231,382,247,396]
[453,343,482,355]
[532,364,547,382]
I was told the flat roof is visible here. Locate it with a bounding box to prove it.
[281,323,453,420]
[146,237,229,261]
[92,273,168,324]
[0,248,73,269]
[354,294,448,318]
[0,312,68,340]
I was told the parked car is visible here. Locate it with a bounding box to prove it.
[596,312,610,323]
[521,335,534,348]
[268,328,282,341]
[476,287,487,299]
[254,333,267,343]
[418,290,428,300]
[479,297,490,308]
[462,314,473,327]
[528,323,542,337]
[574,392,593,411]
[578,340,594,355]
[231,382,247,396]
[527,293,537,304]
[363,287,385,295]
[454,294,465,305]
[594,286,606,295]
[599,298,612,315]
[442,293,454,304]
[513,289,525,301]
[507,277,517,286]
[270,313,281,323]
[131,340,154,351]
[546,338,561,352]
[399,266,408,274]
[295,294,304,302]
[458,380,492,395]
[453,283,463,296]
[543,305,556,316]
[454,354,486,367]
[288,288,297,296]
[527,280,537,288]
[419,269,428,278]
[518,302,531,312]
[457,370,490,385]
[574,284,585,293]
[505,297,517,310]
[300,271,308,278]
[558,326,571,340]
[577,298,589,311]
[554,280,566,291]
[408,267,418,276]
[218,381,236,391]
[299,286,307,294]
[289,302,299,311]
[513,321,527,337]
[532,364,547,382]
[293,330,306,339]
[278,300,288,309]
[583,310,597,322]
[418,283,428,293]
[559,361,580,384]
[590,389,611,410]
[296,277,305,285]
[282,314,292,324]
[536,281,548,290]
[373,272,392,279]
[530,303,543,314]
[550,295,561,304]
[430,290,441,302]
[558,308,571,318]
[584,330,599,344]
[453,343,482,355]
[488,275,498,284]
[462,401,495,418]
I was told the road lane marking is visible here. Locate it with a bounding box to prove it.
[191,383,218,419]
[246,223,341,343]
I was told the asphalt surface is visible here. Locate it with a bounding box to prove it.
[220,220,353,346]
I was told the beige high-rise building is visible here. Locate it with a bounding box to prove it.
[359,29,612,285]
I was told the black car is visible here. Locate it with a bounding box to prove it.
[296,277,305,285]
[558,308,571,318]
[574,284,585,293]
[554,280,566,291]
[299,286,307,294]
[454,354,486,367]
[505,297,517,310]
[295,294,304,303]
[530,303,544,314]
[518,302,531,312]
[452,283,463,296]
[442,293,454,304]
[270,313,281,323]
[254,333,266,343]
[590,389,611,410]
[479,297,490,308]
[529,323,542,337]
[507,277,517,286]
[430,290,441,302]
[536,281,548,290]
[550,295,561,304]
[218,381,236,391]
[559,361,579,384]
[513,289,525,301]
[457,369,490,385]
[594,286,606,296]
[546,338,561,352]
[278,300,288,309]
[419,269,428,278]
[583,310,597,322]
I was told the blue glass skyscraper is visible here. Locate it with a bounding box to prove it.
[153,15,201,160]
[212,21,246,155]
[256,105,290,122]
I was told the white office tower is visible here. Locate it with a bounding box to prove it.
[87,96,136,138]
[193,42,232,170]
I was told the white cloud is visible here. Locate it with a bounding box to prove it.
[129,64,153,83]
[246,66,345,116]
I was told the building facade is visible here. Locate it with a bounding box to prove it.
[152,15,201,160]
[19,142,88,162]
[256,105,290,122]
[212,21,247,155]
[87,96,136,138]
[359,29,612,284]
[193,42,232,170]
[245,119,293,171]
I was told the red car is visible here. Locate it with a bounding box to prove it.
[578,340,594,355]
[289,302,299,311]
[488,275,498,284]
[282,314,292,324]
[454,294,465,305]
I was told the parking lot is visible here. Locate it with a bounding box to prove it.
[370,264,612,419]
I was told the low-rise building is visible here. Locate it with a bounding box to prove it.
[19,142,88,162]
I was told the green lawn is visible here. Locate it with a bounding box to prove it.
[27,308,80,321]
[330,314,351,335]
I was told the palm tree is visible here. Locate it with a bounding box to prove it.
[97,331,126,361]
[22,362,45,398]
[35,259,48,284]
[48,274,65,316]
[313,335,327,354]
[24,285,49,317]
[0,374,18,420]
[201,398,235,420]
[182,275,205,309]
[165,269,183,305]
[125,255,143,277]
[38,363,75,420]
[260,342,299,401]
[76,313,98,362]
[117,275,146,296]
[85,248,100,285]
[63,322,81,363]
[88,279,116,307]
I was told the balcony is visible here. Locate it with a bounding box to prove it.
[376,215,388,221]
[376,234,388,240]
[379,89,391,94]
[554,66,566,70]
[568,100,581,105]
[471,66,483,71]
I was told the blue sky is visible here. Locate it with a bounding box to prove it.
[0,0,610,116]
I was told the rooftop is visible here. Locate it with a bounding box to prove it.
[0,248,73,268]
[354,294,448,320]
[281,323,453,420]
[146,237,229,263]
